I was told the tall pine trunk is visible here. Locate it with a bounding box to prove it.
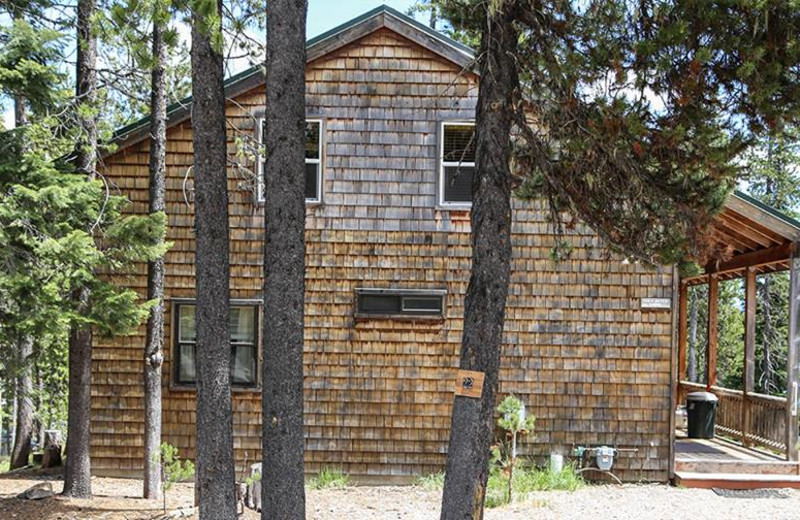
[36,369,44,446]
[760,275,777,394]
[10,335,33,470]
[261,1,308,518]
[143,19,167,500]
[63,0,98,498]
[440,5,518,519]
[10,72,34,472]
[687,288,698,382]
[190,0,236,517]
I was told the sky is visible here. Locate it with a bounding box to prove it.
[307,1,418,39]
[2,1,423,129]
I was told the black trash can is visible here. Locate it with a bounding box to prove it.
[686,391,718,439]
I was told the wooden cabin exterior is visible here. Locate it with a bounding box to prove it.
[90,6,800,484]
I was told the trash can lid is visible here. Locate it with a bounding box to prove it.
[687,391,718,402]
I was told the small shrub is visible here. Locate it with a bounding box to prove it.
[307,467,351,490]
[485,463,584,508]
[0,456,8,473]
[154,442,195,513]
[415,472,445,491]
[244,470,261,487]
[493,394,536,505]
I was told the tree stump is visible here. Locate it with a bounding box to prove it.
[41,430,62,468]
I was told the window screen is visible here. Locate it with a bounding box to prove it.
[440,122,476,205]
[258,119,322,202]
[356,290,445,318]
[175,303,258,387]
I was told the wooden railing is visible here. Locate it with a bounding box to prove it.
[678,381,787,456]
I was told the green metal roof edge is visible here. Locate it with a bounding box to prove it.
[110,64,262,142]
[732,189,800,231]
[109,5,474,145]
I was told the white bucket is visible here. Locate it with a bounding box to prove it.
[550,453,563,473]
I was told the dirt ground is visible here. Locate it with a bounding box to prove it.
[1,473,799,520]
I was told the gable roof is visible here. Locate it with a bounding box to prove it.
[106,6,800,249]
[108,5,475,153]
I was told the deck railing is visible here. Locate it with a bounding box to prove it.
[678,381,787,456]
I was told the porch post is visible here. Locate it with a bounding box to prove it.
[786,244,800,461]
[743,267,756,447]
[677,282,688,384]
[706,274,718,389]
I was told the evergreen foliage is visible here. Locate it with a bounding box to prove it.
[423,0,800,266]
[0,13,169,439]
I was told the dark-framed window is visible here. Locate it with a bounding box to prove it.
[257,119,323,203]
[174,303,258,388]
[355,289,446,319]
[439,121,476,206]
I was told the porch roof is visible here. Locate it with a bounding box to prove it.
[684,190,800,285]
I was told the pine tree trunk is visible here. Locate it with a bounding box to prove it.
[190,0,236,517]
[36,369,44,447]
[63,0,97,498]
[10,335,34,470]
[261,1,308,518]
[9,77,33,471]
[440,6,518,519]
[760,276,776,394]
[143,19,167,500]
[687,289,699,382]
[11,380,17,459]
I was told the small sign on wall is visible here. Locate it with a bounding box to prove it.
[454,369,485,399]
[641,297,671,310]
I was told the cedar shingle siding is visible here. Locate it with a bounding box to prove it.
[92,25,674,482]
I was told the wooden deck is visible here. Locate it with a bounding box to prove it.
[674,432,800,489]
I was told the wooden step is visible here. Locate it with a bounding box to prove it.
[675,459,800,475]
[675,471,800,489]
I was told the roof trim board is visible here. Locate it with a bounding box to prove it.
[727,191,800,242]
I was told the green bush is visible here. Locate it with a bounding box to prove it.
[485,462,584,508]
[154,442,195,513]
[307,467,351,490]
[415,471,445,491]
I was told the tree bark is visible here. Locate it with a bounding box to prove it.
[10,335,34,470]
[11,379,18,459]
[440,5,518,519]
[687,288,699,382]
[63,0,97,498]
[191,0,236,517]
[143,18,167,500]
[760,275,777,394]
[261,1,308,518]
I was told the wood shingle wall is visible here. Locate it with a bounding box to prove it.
[92,27,674,482]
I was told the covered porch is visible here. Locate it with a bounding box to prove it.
[673,191,800,488]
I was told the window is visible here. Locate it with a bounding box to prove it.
[439,122,476,206]
[174,303,258,388]
[355,289,446,319]
[257,119,323,203]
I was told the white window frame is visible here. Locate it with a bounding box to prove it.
[256,118,323,204]
[438,121,476,208]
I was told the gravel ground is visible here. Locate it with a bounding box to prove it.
[1,475,799,520]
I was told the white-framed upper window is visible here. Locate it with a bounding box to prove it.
[257,118,323,203]
[439,121,476,206]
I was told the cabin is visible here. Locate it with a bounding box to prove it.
[92,5,800,486]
